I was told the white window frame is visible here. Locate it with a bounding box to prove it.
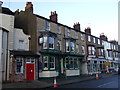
[57,40,61,50]
[81,45,85,55]
[49,37,55,49]
[76,44,79,53]
[16,57,23,74]
[49,56,55,70]
[43,36,48,49]
[57,25,61,34]
[98,39,100,44]
[66,40,70,52]
[93,37,96,43]
[88,35,91,42]
[26,57,35,63]
[67,28,70,36]
[70,41,75,52]
[80,33,84,41]
[18,39,24,49]
[43,56,48,70]
[45,21,50,31]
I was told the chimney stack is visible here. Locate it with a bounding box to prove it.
[85,27,91,35]
[25,2,33,13]
[50,11,58,22]
[73,22,81,31]
[100,33,108,41]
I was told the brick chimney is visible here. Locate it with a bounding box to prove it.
[73,22,81,31]
[85,27,91,35]
[100,33,108,41]
[25,2,33,13]
[50,11,58,22]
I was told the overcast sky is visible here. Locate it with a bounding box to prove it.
[2,0,118,41]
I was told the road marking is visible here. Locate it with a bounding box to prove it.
[97,82,113,88]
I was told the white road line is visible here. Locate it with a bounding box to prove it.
[97,82,113,88]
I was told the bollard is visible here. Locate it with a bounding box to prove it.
[96,72,99,79]
[54,77,57,88]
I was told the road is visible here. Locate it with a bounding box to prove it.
[58,74,119,88]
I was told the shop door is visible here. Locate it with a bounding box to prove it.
[26,64,34,80]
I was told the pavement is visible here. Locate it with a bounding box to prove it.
[2,72,118,89]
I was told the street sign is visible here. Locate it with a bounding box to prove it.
[105,62,110,66]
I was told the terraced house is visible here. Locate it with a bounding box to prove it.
[1,2,120,82]
[14,2,89,79]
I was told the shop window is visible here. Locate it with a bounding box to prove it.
[43,56,48,70]
[65,58,69,69]
[49,56,55,70]
[74,58,78,69]
[69,58,74,69]
[45,21,50,31]
[49,37,55,49]
[16,57,23,74]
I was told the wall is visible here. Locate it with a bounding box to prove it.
[39,71,58,77]
[9,28,30,50]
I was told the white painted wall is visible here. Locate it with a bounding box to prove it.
[39,71,58,77]
[9,28,30,50]
[66,70,80,76]
[0,29,2,83]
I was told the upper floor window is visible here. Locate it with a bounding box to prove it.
[75,32,78,39]
[93,37,96,43]
[88,35,91,42]
[67,28,70,36]
[57,25,61,34]
[49,37,55,49]
[88,46,95,55]
[76,44,79,53]
[98,48,104,56]
[70,42,75,52]
[45,21,50,31]
[43,36,48,49]
[81,46,85,55]
[98,39,100,44]
[18,40,24,49]
[80,33,84,41]
[66,40,70,52]
[16,57,23,74]
[108,50,112,57]
[57,40,61,50]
